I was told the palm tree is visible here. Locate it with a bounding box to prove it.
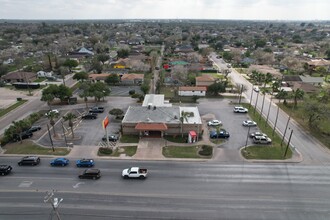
[41,93,55,110]
[276,89,289,104]
[263,72,273,89]
[79,82,91,110]
[47,111,59,136]
[291,88,304,108]
[63,113,77,138]
[12,120,30,144]
[180,111,190,138]
[271,78,281,93]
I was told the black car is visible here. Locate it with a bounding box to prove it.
[18,156,40,166]
[82,113,97,119]
[13,130,33,142]
[28,125,41,132]
[79,169,101,180]
[102,134,119,142]
[0,165,12,175]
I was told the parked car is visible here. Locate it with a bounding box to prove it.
[79,168,101,180]
[89,106,104,113]
[12,131,33,142]
[18,156,40,166]
[249,131,268,138]
[253,86,260,93]
[82,113,97,119]
[76,158,94,167]
[233,106,248,113]
[209,129,230,139]
[122,167,148,179]
[28,125,42,132]
[242,120,257,127]
[253,136,272,144]
[50,158,69,166]
[102,134,119,142]
[207,120,222,126]
[45,109,59,116]
[0,165,12,175]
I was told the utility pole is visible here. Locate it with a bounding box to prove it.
[61,121,68,147]
[47,124,54,152]
[259,91,266,121]
[283,129,293,158]
[272,105,280,137]
[253,91,260,114]
[244,126,251,153]
[44,190,63,220]
[238,84,243,104]
[265,96,272,128]
[249,87,254,109]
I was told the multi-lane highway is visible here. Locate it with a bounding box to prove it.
[1,158,330,219]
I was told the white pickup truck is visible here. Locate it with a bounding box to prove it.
[122,167,148,179]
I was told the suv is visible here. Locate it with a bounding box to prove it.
[18,156,40,166]
[13,130,33,142]
[0,165,12,175]
[79,168,101,180]
[233,106,248,113]
[253,136,272,144]
[82,113,97,119]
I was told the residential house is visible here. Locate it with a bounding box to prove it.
[89,73,110,82]
[307,59,330,71]
[299,75,324,86]
[178,86,207,96]
[196,74,216,87]
[2,71,37,83]
[174,44,194,54]
[120,73,144,85]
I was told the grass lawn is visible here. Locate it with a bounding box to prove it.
[98,146,137,156]
[0,100,28,117]
[120,135,139,143]
[159,87,175,98]
[164,135,187,143]
[34,78,46,83]
[240,103,293,160]
[4,141,70,155]
[162,145,212,159]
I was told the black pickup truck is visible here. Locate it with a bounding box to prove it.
[89,106,104,113]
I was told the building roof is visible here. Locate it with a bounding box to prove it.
[89,73,109,81]
[307,59,330,66]
[299,75,324,84]
[170,61,190,66]
[2,71,36,81]
[121,73,144,81]
[179,86,207,91]
[292,82,320,93]
[135,123,168,131]
[142,94,172,107]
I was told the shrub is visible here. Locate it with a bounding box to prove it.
[198,145,213,156]
[98,147,113,155]
[129,90,135,95]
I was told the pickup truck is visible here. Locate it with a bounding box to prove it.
[122,167,148,179]
[89,106,104,113]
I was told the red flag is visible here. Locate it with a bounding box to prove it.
[102,116,109,129]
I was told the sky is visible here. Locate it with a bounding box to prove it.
[0,0,329,20]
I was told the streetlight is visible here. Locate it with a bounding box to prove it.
[44,190,63,220]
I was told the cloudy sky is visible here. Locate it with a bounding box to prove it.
[1,0,329,20]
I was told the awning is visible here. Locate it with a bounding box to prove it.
[135,123,168,131]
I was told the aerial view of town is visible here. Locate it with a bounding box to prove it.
[0,0,330,219]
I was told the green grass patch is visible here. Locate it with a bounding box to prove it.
[4,141,70,155]
[120,135,139,143]
[239,103,293,160]
[98,146,137,157]
[162,145,213,159]
[0,100,28,117]
[210,139,225,145]
[164,135,187,143]
[34,78,46,82]
[159,86,175,98]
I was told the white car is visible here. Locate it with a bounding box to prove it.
[45,109,59,116]
[242,120,257,127]
[253,86,260,93]
[249,131,267,138]
[207,120,222,126]
[233,106,248,113]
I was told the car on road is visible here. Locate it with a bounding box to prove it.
[50,158,70,166]
[0,165,12,175]
[209,129,230,139]
[79,168,101,180]
[76,158,95,167]
[28,125,41,132]
[82,113,97,119]
[249,131,268,138]
[102,134,119,142]
[122,167,148,179]
[12,130,33,142]
[233,106,248,113]
[242,120,257,127]
[45,109,59,116]
[207,120,222,126]
[18,156,40,166]
[253,136,272,144]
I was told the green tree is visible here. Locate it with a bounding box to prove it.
[109,108,124,119]
[180,111,190,138]
[79,82,91,109]
[291,89,304,108]
[303,100,328,127]
[73,72,88,82]
[47,111,59,136]
[276,89,289,104]
[207,82,226,96]
[89,81,111,102]
[12,120,30,143]
[97,54,110,65]
[41,93,55,110]
[0,64,9,77]
[105,74,120,85]
[63,113,77,138]
[140,83,150,95]
[263,72,273,88]
[117,49,129,58]
[63,59,79,72]
[57,84,72,102]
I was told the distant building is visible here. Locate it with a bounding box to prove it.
[178,86,207,96]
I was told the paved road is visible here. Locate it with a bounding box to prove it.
[0,159,330,220]
[211,54,330,164]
